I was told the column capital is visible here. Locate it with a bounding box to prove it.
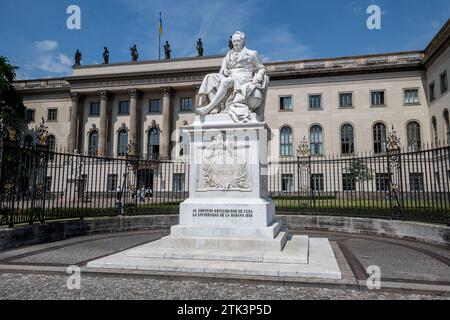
[161,86,173,97]
[97,90,110,101]
[70,92,80,103]
[128,88,141,99]
[192,84,201,93]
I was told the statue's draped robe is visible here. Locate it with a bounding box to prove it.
[198,47,268,122]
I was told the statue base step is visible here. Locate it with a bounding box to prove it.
[87,237,341,280]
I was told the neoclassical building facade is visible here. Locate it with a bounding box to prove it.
[15,21,450,161]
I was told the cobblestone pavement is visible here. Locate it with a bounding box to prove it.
[0,272,448,300]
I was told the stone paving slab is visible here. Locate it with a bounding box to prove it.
[346,238,450,283]
[8,233,164,265]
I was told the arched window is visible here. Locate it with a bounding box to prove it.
[443,109,449,145]
[407,121,421,151]
[341,124,354,155]
[117,130,128,156]
[24,135,33,148]
[46,135,56,151]
[147,128,160,160]
[373,122,387,154]
[88,131,99,156]
[431,116,438,146]
[280,126,293,156]
[310,125,323,156]
[46,135,56,160]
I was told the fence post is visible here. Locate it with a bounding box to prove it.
[0,122,13,228]
[296,137,312,211]
[386,126,403,220]
[126,135,139,215]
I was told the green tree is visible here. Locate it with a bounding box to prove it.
[346,159,374,182]
[0,56,25,129]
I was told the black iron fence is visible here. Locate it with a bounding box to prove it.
[270,145,450,224]
[1,141,449,227]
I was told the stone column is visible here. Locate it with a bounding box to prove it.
[128,88,140,147]
[160,87,172,160]
[98,90,109,157]
[69,92,80,153]
[193,84,201,108]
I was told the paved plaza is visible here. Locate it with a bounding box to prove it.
[0,229,448,300]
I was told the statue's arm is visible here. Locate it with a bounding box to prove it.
[219,54,231,77]
[252,51,266,84]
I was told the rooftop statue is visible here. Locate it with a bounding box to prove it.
[164,41,171,60]
[196,38,204,57]
[103,47,110,64]
[74,50,82,66]
[197,31,269,123]
[130,45,139,62]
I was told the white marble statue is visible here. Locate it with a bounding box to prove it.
[196,31,269,123]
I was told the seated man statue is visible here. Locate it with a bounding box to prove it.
[197,31,269,123]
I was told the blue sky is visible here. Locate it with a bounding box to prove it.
[0,0,449,80]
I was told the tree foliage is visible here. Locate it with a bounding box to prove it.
[346,159,374,182]
[0,56,25,128]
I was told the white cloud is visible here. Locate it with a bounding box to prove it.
[252,25,312,62]
[35,40,58,51]
[37,53,72,74]
[17,40,73,78]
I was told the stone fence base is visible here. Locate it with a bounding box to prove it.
[0,215,448,251]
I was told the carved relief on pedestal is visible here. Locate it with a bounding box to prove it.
[198,134,251,192]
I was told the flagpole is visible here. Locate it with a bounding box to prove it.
[158,12,161,60]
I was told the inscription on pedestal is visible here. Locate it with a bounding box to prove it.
[192,208,254,218]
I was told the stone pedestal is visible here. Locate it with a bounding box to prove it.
[88,114,342,280]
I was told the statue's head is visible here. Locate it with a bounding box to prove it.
[231,31,246,50]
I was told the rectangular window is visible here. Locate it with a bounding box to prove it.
[404,89,419,105]
[107,174,118,192]
[309,95,322,109]
[409,173,424,192]
[80,174,88,192]
[281,174,294,193]
[429,82,436,102]
[47,108,58,121]
[45,176,52,192]
[342,174,356,192]
[173,174,185,192]
[371,91,385,106]
[118,101,130,115]
[376,173,390,192]
[149,99,161,113]
[90,102,100,116]
[441,71,448,94]
[434,172,441,192]
[339,93,353,108]
[310,174,324,192]
[180,97,193,112]
[25,109,35,122]
[280,96,292,111]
